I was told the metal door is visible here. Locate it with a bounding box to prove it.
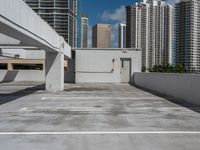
[120,58,131,83]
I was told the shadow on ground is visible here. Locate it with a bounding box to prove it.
[131,84,200,114]
[0,84,45,105]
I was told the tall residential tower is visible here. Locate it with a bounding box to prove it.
[175,0,200,72]
[118,24,126,48]
[24,0,80,47]
[80,14,88,48]
[92,24,112,48]
[126,0,174,69]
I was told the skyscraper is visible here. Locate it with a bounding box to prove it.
[24,0,80,47]
[76,0,81,48]
[92,24,112,48]
[175,0,200,72]
[118,24,126,48]
[80,14,88,48]
[126,0,174,69]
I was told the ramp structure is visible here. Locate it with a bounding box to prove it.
[0,0,71,91]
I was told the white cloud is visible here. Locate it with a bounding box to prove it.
[101,6,126,23]
[100,5,126,48]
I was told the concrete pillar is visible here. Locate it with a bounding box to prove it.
[45,52,64,91]
[7,62,13,70]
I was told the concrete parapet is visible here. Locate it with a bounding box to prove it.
[134,73,200,105]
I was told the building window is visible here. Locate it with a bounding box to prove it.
[13,64,43,70]
[0,64,8,70]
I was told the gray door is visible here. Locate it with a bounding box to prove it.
[120,58,131,83]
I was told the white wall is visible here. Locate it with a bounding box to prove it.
[0,70,45,82]
[75,49,141,83]
[1,49,26,58]
[0,33,20,45]
[134,73,200,105]
[1,49,45,59]
[25,50,45,59]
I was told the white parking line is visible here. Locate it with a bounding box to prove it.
[19,107,104,112]
[19,106,190,112]
[0,131,200,135]
[41,97,165,100]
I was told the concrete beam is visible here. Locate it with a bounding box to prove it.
[0,0,72,91]
[45,52,64,91]
[0,33,20,45]
[0,46,39,50]
[0,0,71,58]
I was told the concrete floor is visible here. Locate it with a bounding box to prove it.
[0,82,200,150]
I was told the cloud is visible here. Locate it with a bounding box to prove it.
[100,6,126,48]
[101,6,126,23]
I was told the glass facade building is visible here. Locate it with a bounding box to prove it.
[118,24,126,48]
[24,0,80,47]
[175,0,200,72]
[126,0,174,68]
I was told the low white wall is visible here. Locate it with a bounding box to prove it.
[75,49,141,83]
[0,70,45,82]
[134,73,200,105]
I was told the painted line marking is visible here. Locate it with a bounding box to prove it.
[19,107,104,112]
[19,106,191,112]
[41,97,166,100]
[45,92,152,94]
[0,131,200,135]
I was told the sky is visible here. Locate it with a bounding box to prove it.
[80,0,175,47]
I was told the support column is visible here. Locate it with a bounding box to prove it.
[45,52,64,91]
[7,62,13,70]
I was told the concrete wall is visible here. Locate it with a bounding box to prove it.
[134,73,200,105]
[0,70,74,83]
[75,48,141,83]
[1,49,45,59]
[0,70,45,82]
[0,33,20,45]
[25,50,45,59]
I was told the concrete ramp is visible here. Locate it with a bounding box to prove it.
[0,0,71,91]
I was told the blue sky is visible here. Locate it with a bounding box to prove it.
[80,0,174,47]
[80,0,140,47]
[81,0,139,26]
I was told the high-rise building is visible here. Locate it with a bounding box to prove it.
[80,14,88,48]
[24,0,80,47]
[175,0,200,72]
[118,24,126,48]
[76,0,81,48]
[92,24,112,48]
[126,0,174,69]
